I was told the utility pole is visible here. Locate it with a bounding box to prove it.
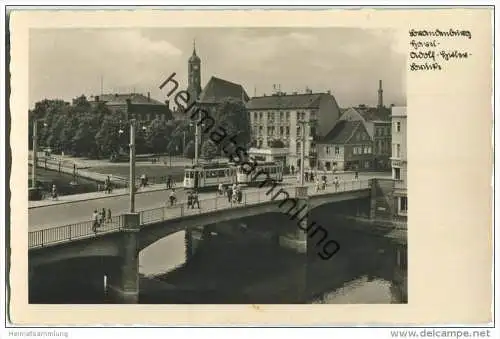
[129,119,136,213]
[194,119,200,165]
[31,120,38,188]
[299,121,305,187]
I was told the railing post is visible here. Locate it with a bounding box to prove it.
[41,230,44,247]
[162,206,165,220]
[69,225,72,240]
[245,192,247,205]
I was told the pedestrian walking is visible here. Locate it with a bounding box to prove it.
[107,208,112,223]
[218,183,224,195]
[227,187,233,203]
[92,210,99,233]
[193,190,200,209]
[315,178,320,192]
[51,184,58,200]
[354,171,359,180]
[169,188,177,207]
[237,189,243,203]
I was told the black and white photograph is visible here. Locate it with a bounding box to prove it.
[26,27,408,305]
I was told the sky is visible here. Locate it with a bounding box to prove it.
[29,27,407,109]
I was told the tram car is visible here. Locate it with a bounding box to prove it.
[183,162,237,189]
[236,161,284,185]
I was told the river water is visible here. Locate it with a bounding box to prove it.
[136,230,394,304]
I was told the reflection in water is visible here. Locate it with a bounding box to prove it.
[30,217,399,304]
[138,228,393,304]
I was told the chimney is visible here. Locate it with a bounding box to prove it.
[147,92,151,102]
[378,80,384,108]
[95,95,99,102]
[327,90,331,95]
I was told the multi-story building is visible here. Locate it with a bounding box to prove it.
[316,120,373,171]
[391,106,407,217]
[90,92,173,122]
[246,90,342,168]
[336,81,392,170]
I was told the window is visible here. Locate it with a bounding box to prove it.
[400,196,408,213]
[259,112,263,120]
[396,144,401,158]
[280,112,283,121]
[286,111,290,121]
[396,122,401,132]
[296,112,300,120]
[254,112,258,120]
[280,126,284,135]
[301,112,306,120]
[334,146,340,155]
[326,146,331,155]
[353,147,358,155]
[393,167,401,180]
[368,146,372,154]
[286,126,290,136]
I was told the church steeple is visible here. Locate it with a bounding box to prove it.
[188,38,202,101]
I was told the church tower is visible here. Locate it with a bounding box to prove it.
[187,39,202,101]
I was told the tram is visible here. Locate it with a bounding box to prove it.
[236,161,283,185]
[183,162,237,189]
[183,161,284,189]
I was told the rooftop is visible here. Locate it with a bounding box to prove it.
[198,76,249,104]
[391,106,407,117]
[246,92,333,110]
[354,106,391,121]
[320,120,363,144]
[92,93,165,106]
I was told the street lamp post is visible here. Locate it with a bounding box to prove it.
[297,120,316,186]
[31,120,38,189]
[129,119,137,213]
[31,119,47,190]
[194,120,200,165]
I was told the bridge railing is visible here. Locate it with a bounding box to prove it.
[28,215,123,249]
[29,180,371,248]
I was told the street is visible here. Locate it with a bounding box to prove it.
[28,171,391,231]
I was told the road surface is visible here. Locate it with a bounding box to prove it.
[28,171,391,231]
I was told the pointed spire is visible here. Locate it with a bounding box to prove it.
[192,38,197,56]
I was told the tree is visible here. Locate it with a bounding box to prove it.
[184,140,195,159]
[201,140,218,161]
[95,114,121,158]
[145,118,172,154]
[72,117,97,157]
[212,98,251,149]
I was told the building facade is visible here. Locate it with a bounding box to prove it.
[391,106,407,217]
[246,90,342,168]
[316,120,373,171]
[90,93,172,122]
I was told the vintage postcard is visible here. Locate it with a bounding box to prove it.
[7,8,493,326]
